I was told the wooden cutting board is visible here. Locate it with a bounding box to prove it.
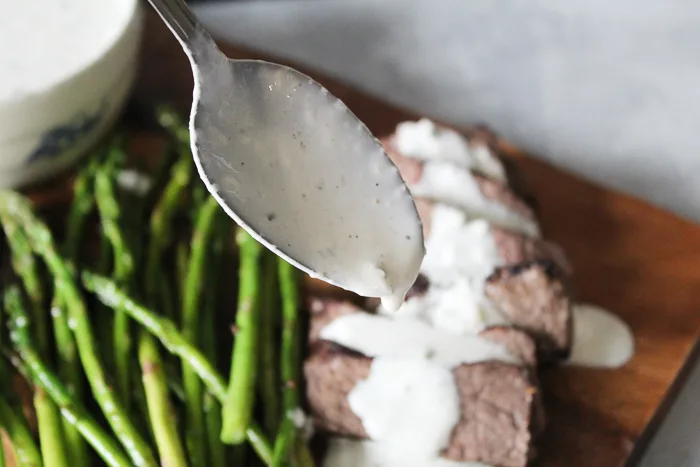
[22,10,700,467]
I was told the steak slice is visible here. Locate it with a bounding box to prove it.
[308,298,538,367]
[382,136,539,237]
[417,199,571,275]
[305,341,543,467]
[485,260,573,359]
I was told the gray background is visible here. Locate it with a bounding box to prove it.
[192,0,700,223]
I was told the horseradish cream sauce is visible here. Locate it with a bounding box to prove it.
[394,119,506,183]
[385,277,509,335]
[378,204,508,334]
[349,357,460,458]
[411,162,540,237]
[566,303,635,368]
[320,311,518,462]
[393,120,539,238]
[320,312,520,368]
[420,204,504,286]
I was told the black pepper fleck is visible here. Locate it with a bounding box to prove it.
[405,235,411,240]
[266,213,276,221]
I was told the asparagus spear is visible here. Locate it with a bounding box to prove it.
[94,142,134,404]
[82,271,274,465]
[95,143,188,466]
[181,196,221,465]
[258,252,280,436]
[202,226,227,467]
[0,211,69,467]
[0,190,157,467]
[272,259,304,466]
[4,286,131,467]
[146,106,193,321]
[0,398,42,467]
[52,159,96,467]
[221,229,263,444]
[138,333,188,467]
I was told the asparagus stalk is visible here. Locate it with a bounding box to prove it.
[202,227,227,467]
[83,271,227,399]
[4,286,131,467]
[278,260,301,417]
[272,259,304,466]
[138,333,188,467]
[0,190,157,467]
[221,229,263,444]
[146,106,193,321]
[0,398,42,467]
[52,159,95,467]
[33,389,69,467]
[181,196,221,465]
[0,211,69,467]
[0,311,41,467]
[96,144,188,467]
[94,143,134,404]
[81,271,274,465]
[258,252,280,436]
[175,241,189,299]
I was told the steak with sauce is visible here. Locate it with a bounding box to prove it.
[305,300,544,467]
[485,260,573,360]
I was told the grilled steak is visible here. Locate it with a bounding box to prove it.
[485,260,573,359]
[305,300,544,467]
[305,340,543,467]
[382,136,539,237]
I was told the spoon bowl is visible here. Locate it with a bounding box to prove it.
[148,0,425,302]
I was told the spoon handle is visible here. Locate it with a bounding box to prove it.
[147,0,212,45]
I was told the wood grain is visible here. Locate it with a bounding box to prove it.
[19,9,700,467]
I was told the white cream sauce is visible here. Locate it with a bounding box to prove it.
[411,162,539,237]
[394,119,538,237]
[320,311,517,464]
[384,278,508,335]
[566,303,635,368]
[324,438,492,467]
[320,312,520,367]
[349,357,460,458]
[379,204,507,334]
[395,119,506,183]
[420,204,504,286]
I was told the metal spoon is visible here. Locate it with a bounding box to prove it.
[146,0,425,302]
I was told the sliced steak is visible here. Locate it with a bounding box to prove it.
[485,260,573,359]
[490,225,572,275]
[308,299,538,367]
[417,199,571,274]
[305,341,543,467]
[464,125,539,210]
[382,137,539,237]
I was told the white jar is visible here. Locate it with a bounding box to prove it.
[0,0,144,188]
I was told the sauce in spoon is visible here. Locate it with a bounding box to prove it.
[147,0,426,305]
